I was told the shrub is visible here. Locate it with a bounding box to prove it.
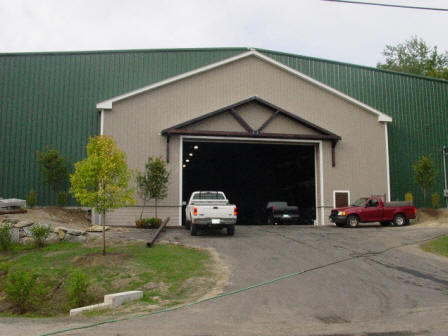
[140,218,162,228]
[27,189,37,208]
[432,192,440,209]
[135,218,145,228]
[404,192,413,203]
[0,223,12,251]
[30,224,51,247]
[67,268,90,307]
[4,270,40,314]
[56,192,67,207]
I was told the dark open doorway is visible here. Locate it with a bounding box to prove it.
[182,140,316,225]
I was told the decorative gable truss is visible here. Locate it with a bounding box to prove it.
[161,96,341,166]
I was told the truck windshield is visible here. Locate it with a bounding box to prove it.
[193,192,225,200]
[351,198,368,207]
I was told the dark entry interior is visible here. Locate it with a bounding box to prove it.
[182,141,316,225]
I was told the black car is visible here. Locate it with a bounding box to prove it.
[264,201,300,225]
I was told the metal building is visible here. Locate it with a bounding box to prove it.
[1,47,447,211]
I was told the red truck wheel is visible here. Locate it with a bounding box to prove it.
[393,214,406,226]
[346,215,359,228]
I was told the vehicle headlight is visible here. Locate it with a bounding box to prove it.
[337,211,346,216]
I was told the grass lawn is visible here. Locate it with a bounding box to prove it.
[421,235,448,258]
[0,242,216,317]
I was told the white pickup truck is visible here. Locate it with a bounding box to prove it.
[185,191,237,236]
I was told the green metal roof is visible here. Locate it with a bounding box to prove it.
[1,47,447,206]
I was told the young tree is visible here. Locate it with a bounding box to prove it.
[377,36,448,80]
[37,147,70,201]
[70,136,136,255]
[413,156,437,206]
[136,157,170,220]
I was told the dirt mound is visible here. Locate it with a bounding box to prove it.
[72,253,130,267]
[415,208,448,227]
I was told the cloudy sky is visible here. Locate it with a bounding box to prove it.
[0,0,447,67]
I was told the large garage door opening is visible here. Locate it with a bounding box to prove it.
[182,140,316,225]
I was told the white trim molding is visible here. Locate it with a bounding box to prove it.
[333,190,351,208]
[384,122,391,201]
[96,50,392,123]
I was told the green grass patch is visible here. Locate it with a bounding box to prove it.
[421,235,448,257]
[0,242,214,317]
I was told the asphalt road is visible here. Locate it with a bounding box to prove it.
[2,224,448,336]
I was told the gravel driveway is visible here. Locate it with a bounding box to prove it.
[2,224,448,336]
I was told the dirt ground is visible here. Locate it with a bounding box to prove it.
[0,207,91,230]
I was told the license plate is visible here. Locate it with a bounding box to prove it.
[282,214,290,218]
[212,219,220,224]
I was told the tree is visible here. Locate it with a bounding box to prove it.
[37,147,70,200]
[136,157,170,220]
[70,136,136,255]
[377,36,448,80]
[413,156,437,206]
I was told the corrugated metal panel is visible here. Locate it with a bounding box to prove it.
[260,49,448,206]
[1,47,447,207]
[0,49,247,205]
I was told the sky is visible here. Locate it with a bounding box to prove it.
[0,0,447,67]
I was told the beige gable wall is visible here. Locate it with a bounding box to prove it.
[103,55,388,226]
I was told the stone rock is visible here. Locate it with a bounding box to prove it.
[10,228,20,242]
[64,234,86,243]
[23,226,34,237]
[14,220,34,228]
[66,228,85,236]
[21,237,34,245]
[47,233,60,244]
[19,230,27,238]
[3,217,19,224]
[86,225,109,232]
[54,228,66,240]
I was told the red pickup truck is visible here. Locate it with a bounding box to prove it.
[329,196,417,228]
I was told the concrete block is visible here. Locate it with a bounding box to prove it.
[104,291,143,307]
[69,303,111,316]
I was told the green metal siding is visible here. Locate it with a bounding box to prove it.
[1,47,447,206]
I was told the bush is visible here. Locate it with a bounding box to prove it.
[432,192,440,209]
[67,268,90,307]
[136,218,162,228]
[30,224,51,247]
[27,189,37,208]
[0,223,12,251]
[135,218,144,228]
[56,192,67,207]
[404,192,413,204]
[4,270,41,314]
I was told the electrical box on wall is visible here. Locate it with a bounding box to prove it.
[444,189,448,198]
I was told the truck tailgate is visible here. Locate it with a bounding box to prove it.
[196,205,235,218]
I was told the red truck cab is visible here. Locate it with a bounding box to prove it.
[329,196,417,228]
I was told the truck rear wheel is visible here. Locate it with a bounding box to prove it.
[190,224,198,236]
[393,214,406,227]
[185,220,191,230]
[346,215,359,228]
[227,225,235,236]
